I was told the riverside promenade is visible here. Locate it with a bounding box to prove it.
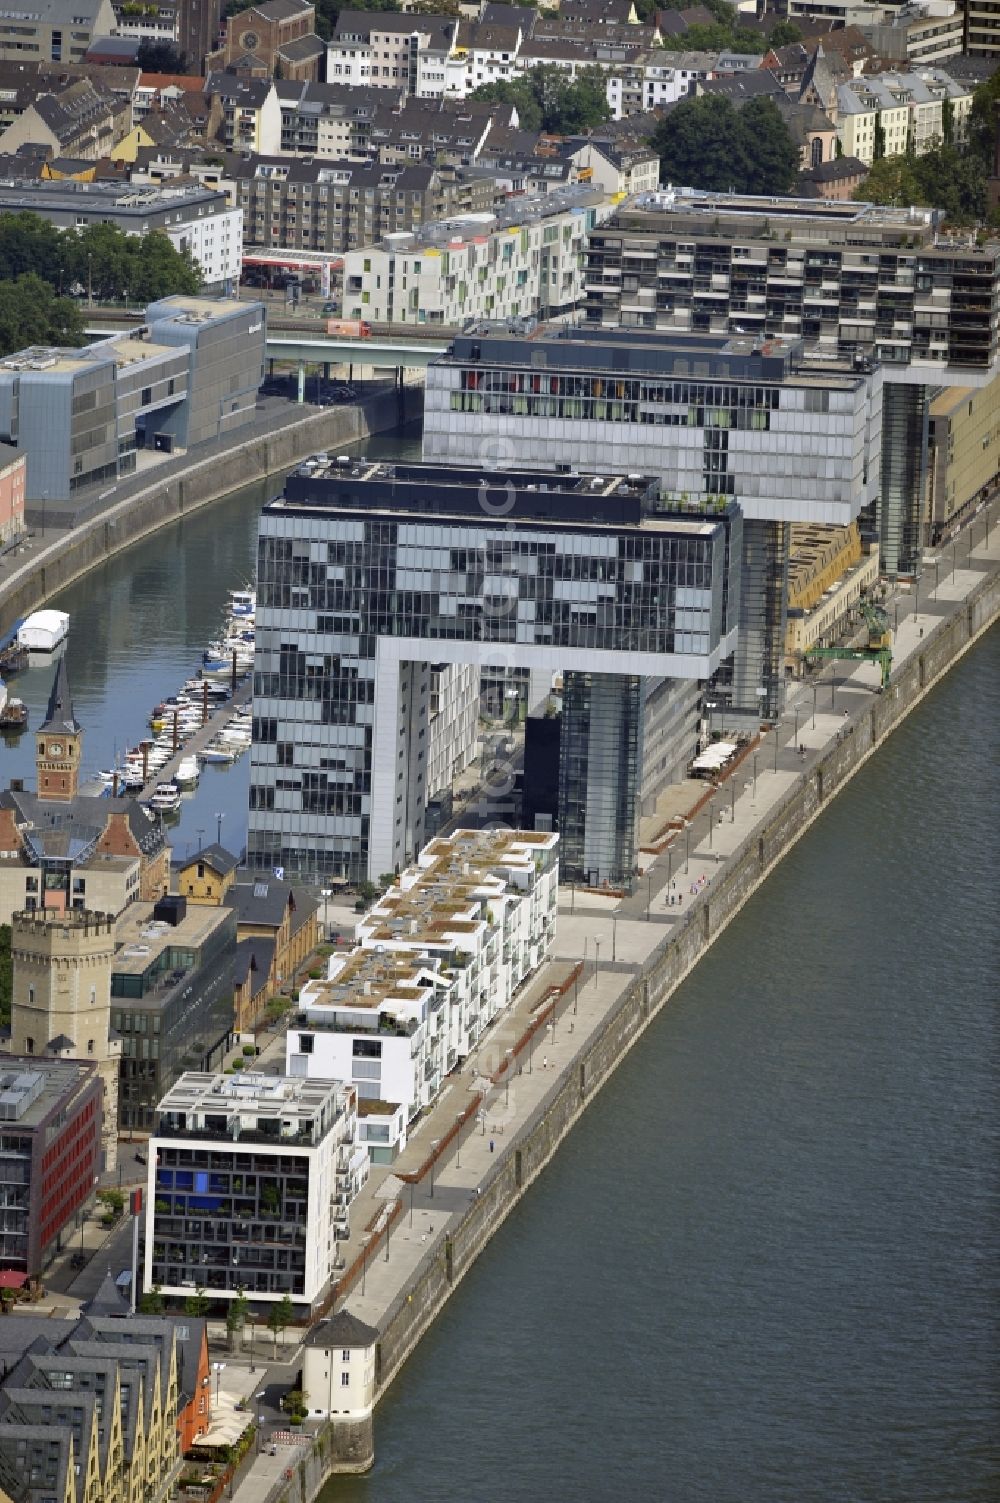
[229,501,1000,1502]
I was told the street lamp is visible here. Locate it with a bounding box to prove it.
[215,811,224,846]
[455,1115,463,1168]
[705,698,716,739]
[646,869,652,921]
[611,914,617,964]
[594,938,601,980]
[321,888,332,941]
[504,1053,513,1106]
[684,819,691,872]
[707,790,716,850]
[752,754,759,799]
[730,779,736,820]
[429,1139,440,1195]
[811,681,818,728]
[212,1362,225,1412]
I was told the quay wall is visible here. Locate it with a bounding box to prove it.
[368,564,1000,1403]
[0,388,414,636]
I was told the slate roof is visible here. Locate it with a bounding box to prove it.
[276,33,326,63]
[254,0,312,19]
[305,1309,378,1348]
[82,1269,130,1318]
[231,874,293,929]
[800,154,867,182]
[2,785,166,862]
[178,840,240,876]
[233,936,275,999]
[39,658,80,737]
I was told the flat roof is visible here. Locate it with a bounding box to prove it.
[0,1059,97,1129]
[113,901,230,976]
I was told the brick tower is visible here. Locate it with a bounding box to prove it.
[35,658,82,801]
[8,910,119,1171]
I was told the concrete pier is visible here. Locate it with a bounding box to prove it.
[229,506,1000,1503]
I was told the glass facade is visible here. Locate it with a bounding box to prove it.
[152,1144,310,1297]
[879,383,929,577]
[559,672,643,885]
[247,465,740,883]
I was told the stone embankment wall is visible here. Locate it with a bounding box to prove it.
[369,565,1000,1399]
[0,388,412,636]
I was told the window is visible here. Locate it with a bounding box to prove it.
[342,1349,350,1361]
[26,1038,33,1054]
[341,1372,350,1387]
[299,1034,314,1054]
[87,1039,94,1054]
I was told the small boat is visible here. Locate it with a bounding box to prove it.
[17,609,69,653]
[0,642,28,677]
[149,784,181,813]
[200,744,236,764]
[175,755,200,788]
[229,589,256,618]
[0,697,28,730]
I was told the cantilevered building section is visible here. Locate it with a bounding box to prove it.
[248,461,741,885]
[580,188,1000,576]
[423,323,883,719]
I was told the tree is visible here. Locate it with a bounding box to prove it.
[766,20,802,46]
[968,70,1000,168]
[0,212,202,316]
[855,144,988,226]
[140,1284,165,1314]
[267,1293,293,1355]
[136,39,189,72]
[471,64,609,134]
[184,1285,210,1318]
[651,94,798,196]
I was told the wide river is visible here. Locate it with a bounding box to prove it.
[5,430,995,1501]
[325,629,999,1503]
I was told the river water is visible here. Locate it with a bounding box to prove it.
[5,429,996,1501]
[324,627,999,1503]
[0,426,422,861]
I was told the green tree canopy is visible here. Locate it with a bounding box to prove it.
[470,63,610,134]
[0,274,85,358]
[0,211,202,310]
[136,39,189,71]
[651,93,799,195]
[856,144,989,226]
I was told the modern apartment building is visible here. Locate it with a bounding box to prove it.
[581,188,1000,576]
[147,1071,361,1311]
[287,829,559,1122]
[228,154,499,255]
[247,459,741,885]
[110,894,237,1133]
[0,1060,101,1279]
[423,323,883,719]
[340,187,614,327]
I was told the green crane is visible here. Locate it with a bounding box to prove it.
[803,598,893,690]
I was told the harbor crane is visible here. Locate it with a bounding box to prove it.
[803,599,893,690]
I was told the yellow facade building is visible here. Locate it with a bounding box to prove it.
[784,522,881,675]
[926,374,1000,544]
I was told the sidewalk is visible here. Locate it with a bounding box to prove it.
[230,500,999,1500]
[334,496,1000,1334]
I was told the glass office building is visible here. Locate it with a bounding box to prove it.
[423,324,883,718]
[248,462,741,886]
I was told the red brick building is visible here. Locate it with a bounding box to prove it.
[0,1058,101,1280]
[209,0,325,81]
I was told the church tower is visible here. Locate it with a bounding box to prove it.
[8,910,119,1171]
[36,658,82,801]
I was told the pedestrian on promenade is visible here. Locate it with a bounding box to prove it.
[543,1055,549,1069]
[489,1139,495,1154]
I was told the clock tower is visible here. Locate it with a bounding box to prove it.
[36,658,82,802]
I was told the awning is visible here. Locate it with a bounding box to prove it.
[0,1270,28,1288]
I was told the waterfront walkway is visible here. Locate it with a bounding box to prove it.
[226,501,1000,1501]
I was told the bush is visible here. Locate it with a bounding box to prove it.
[241,1043,257,1056]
